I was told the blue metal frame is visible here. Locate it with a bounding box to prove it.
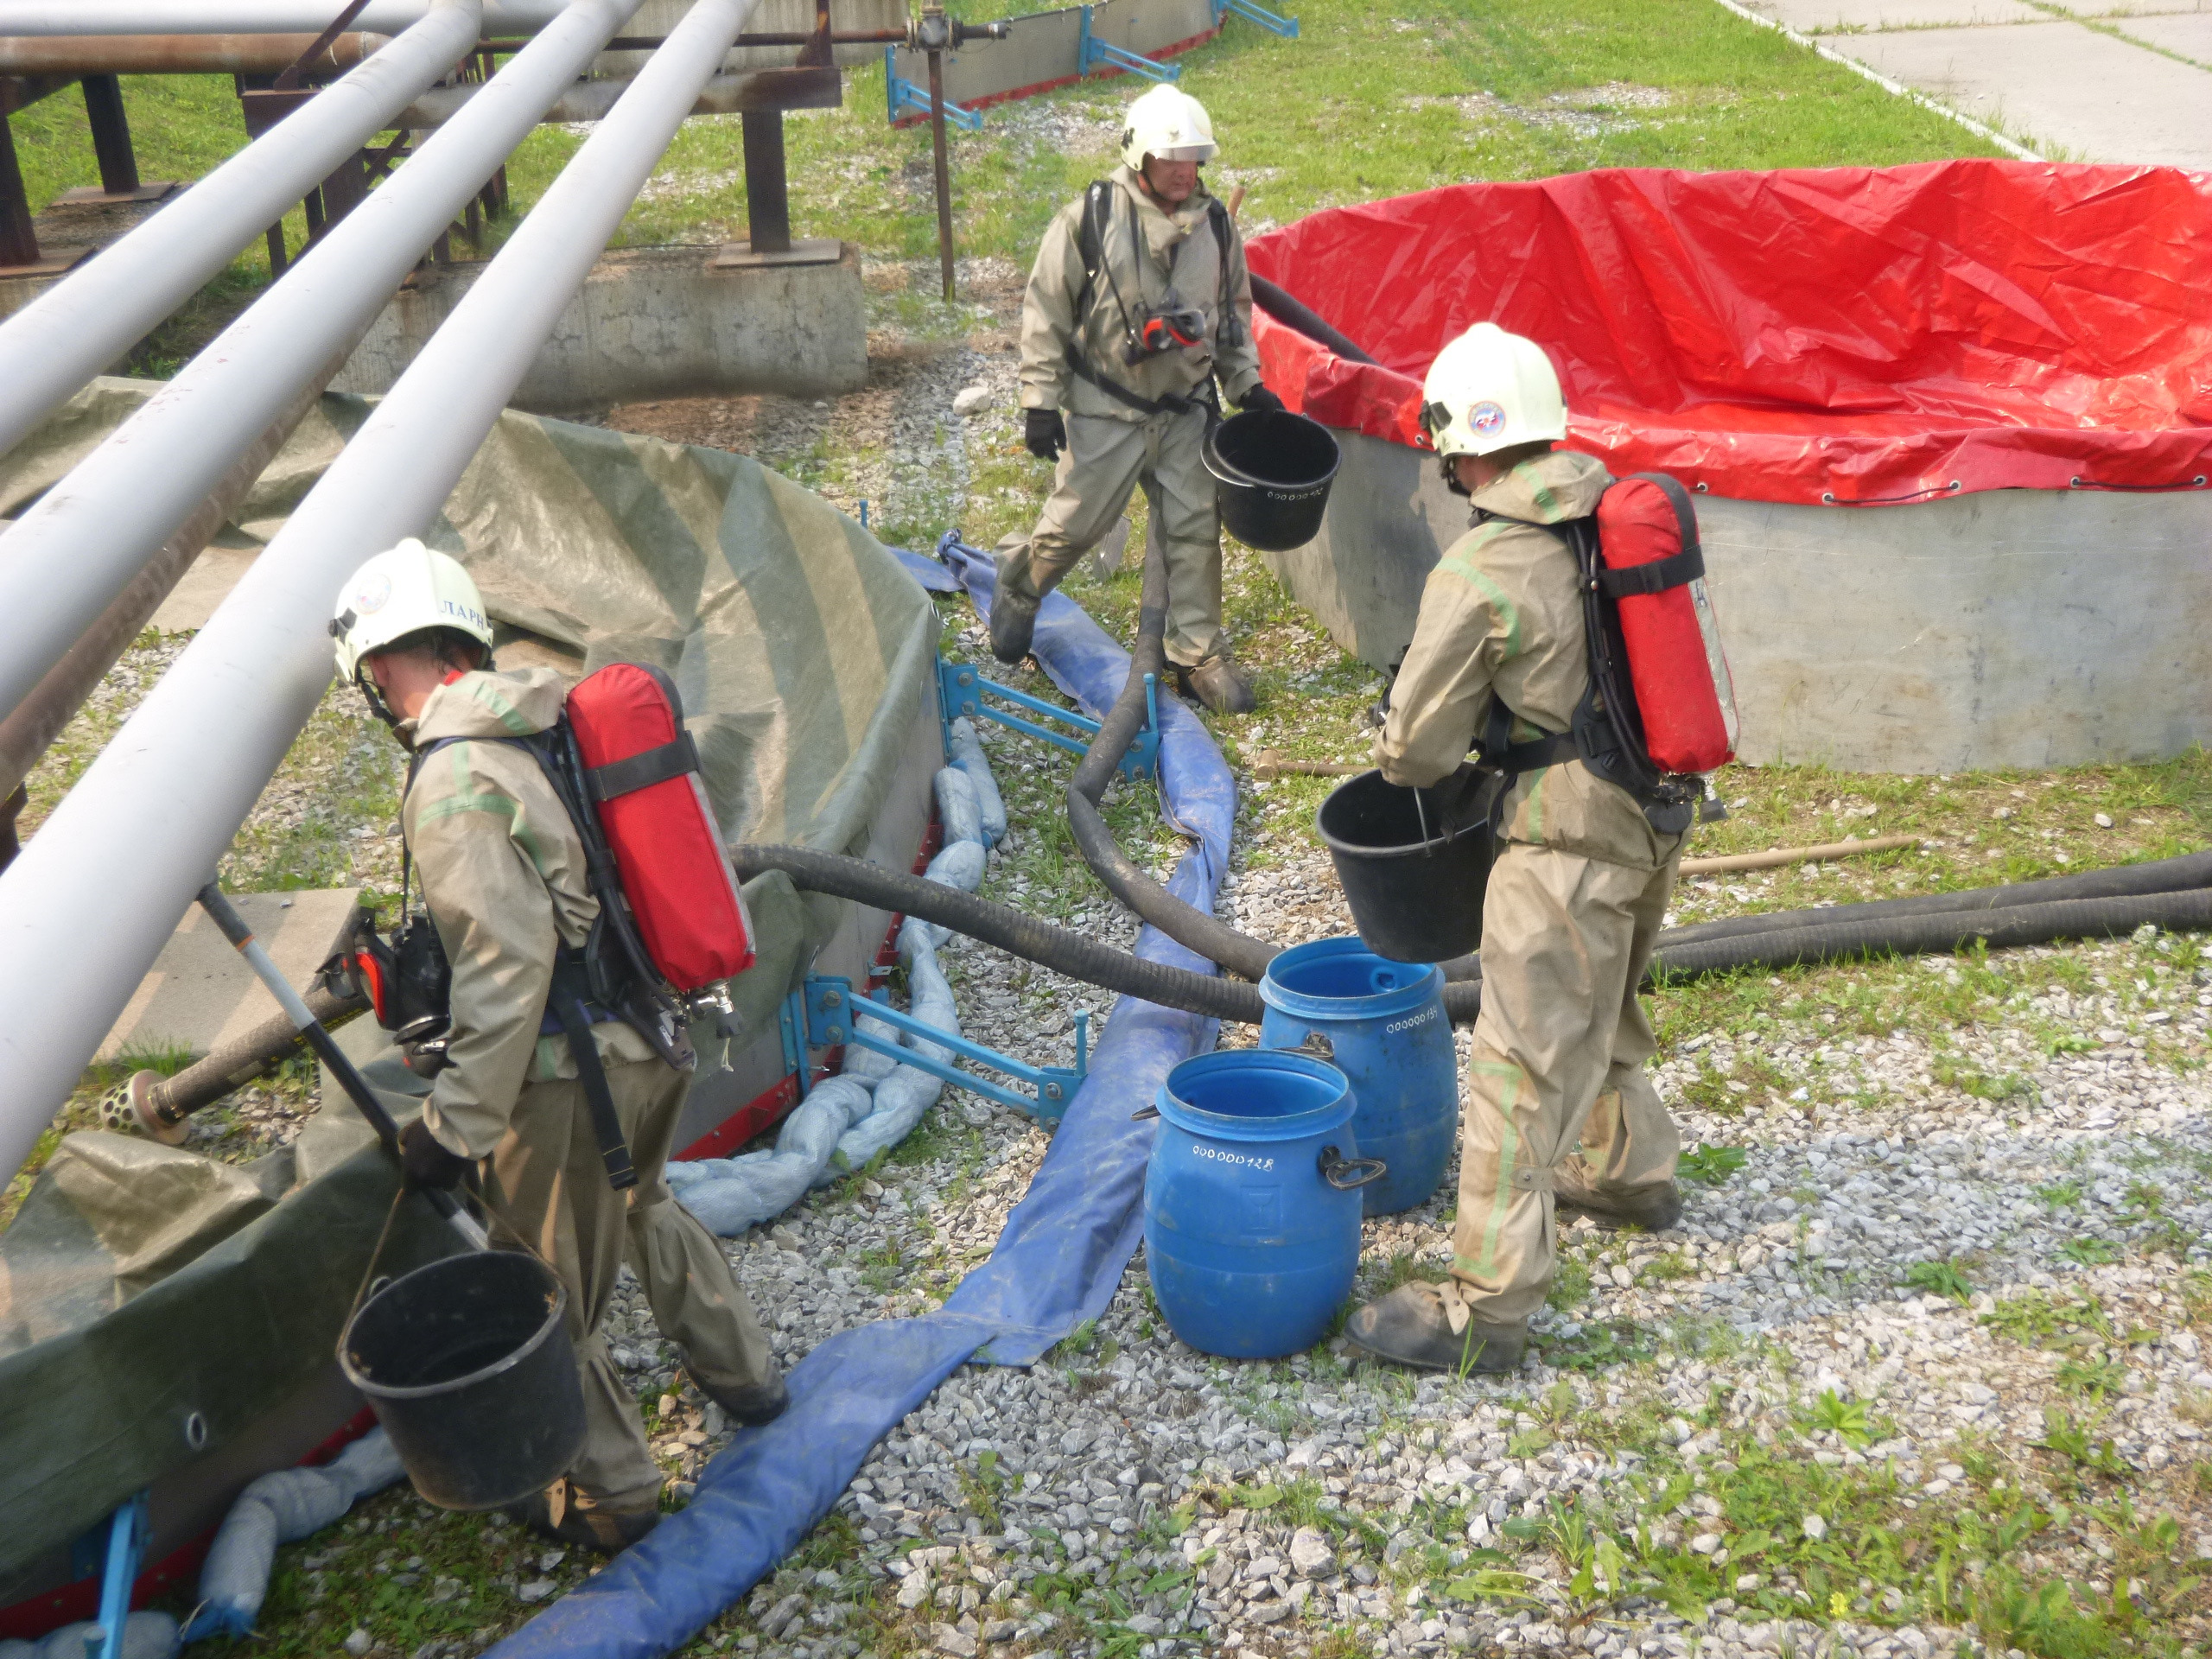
[938,656,1159,784]
[804,976,1087,1121]
[779,988,811,1103]
[883,46,984,129]
[78,1491,149,1659]
[1215,0,1300,36]
[1077,6,1180,79]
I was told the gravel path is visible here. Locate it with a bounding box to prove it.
[597,294,2212,1657]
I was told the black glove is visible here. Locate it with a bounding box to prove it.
[1241,384,1286,416]
[1023,408,1066,461]
[399,1117,473,1190]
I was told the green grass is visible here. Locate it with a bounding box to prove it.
[14,0,2009,393]
[536,0,1998,265]
[1903,1259,1975,1302]
[12,77,319,374]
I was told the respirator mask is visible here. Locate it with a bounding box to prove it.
[1124,301,1207,365]
[329,907,454,1076]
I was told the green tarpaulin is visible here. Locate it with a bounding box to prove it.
[0,379,941,1595]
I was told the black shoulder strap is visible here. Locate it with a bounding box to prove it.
[1071,179,1115,325]
[1592,473,1706,599]
[1205,194,1243,346]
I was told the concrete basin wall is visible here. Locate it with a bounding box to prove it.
[334,242,868,413]
[1262,428,2212,775]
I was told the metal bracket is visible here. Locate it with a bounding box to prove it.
[938,654,1160,785]
[779,987,812,1104]
[1215,0,1300,36]
[1077,6,1181,79]
[76,1491,149,1659]
[883,46,982,129]
[804,976,1087,1122]
[931,531,1160,780]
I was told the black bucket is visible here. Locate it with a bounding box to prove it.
[1316,769,1495,963]
[1203,409,1341,552]
[340,1250,586,1511]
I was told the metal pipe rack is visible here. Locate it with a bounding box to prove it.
[0,0,768,1184]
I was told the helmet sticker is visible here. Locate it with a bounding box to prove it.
[1470,401,1508,437]
[353,572,393,614]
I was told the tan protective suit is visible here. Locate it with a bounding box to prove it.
[1000,165,1264,668]
[1376,451,1685,1325]
[405,668,772,1512]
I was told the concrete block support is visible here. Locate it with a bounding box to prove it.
[333,241,867,410]
[1264,425,2212,775]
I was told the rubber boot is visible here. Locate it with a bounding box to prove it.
[1553,1171,1682,1232]
[683,1355,789,1427]
[509,1478,661,1554]
[1344,1282,1525,1375]
[988,558,1041,665]
[1177,655,1255,715]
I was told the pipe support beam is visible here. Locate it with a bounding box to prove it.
[0,0,478,463]
[0,0,563,35]
[0,0,644,728]
[0,0,763,1184]
[392,62,839,127]
[0,33,382,76]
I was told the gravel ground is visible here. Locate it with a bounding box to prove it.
[29,276,2210,1659]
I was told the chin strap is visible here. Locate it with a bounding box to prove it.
[1441,453,1470,498]
[353,664,405,734]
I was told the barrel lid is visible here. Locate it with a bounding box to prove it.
[1156,1048,1353,1142]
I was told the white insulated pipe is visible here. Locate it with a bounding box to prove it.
[0,0,481,463]
[0,0,646,728]
[0,0,567,35]
[0,0,762,1183]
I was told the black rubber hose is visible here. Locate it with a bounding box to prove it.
[1663,849,2212,947]
[1063,550,1281,983]
[1651,885,2212,980]
[731,843,1266,1023]
[1249,275,1379,366]
[1058,547,1490,995]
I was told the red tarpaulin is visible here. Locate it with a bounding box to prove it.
[1244,160,2212,505]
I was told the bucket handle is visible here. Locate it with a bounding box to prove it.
[1319,1145,1388,1190]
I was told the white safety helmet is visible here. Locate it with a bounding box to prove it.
[1419,322,1567,460]
[1119,84,1217,170]
[329,537,493,681]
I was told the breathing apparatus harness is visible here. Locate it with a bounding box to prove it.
[336,718,690,1194]
[1063,177,1241,421]
[1459,479,1726,837]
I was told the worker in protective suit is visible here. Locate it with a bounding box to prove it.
[332,542,784,1550]
[1344,325,1687,1375]
[992,82,1280,715]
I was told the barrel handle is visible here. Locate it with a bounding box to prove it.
[1319,1145,1388,1190]
[1273,1030,1333,1062]
[1131,1103,1160,1121]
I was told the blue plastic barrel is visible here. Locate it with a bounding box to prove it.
[1143,1049,1383,1360]
[1259,937,1459,1217]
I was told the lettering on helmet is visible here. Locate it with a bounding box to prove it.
[351,572,393,614]
[437,595,487,632]
[1470,401,1507,436]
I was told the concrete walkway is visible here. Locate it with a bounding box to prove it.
[1735,0,2212,169]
